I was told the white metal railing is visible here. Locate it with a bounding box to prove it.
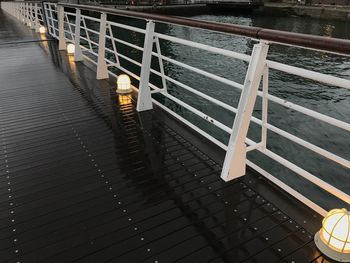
[2,1,350,216]
[1,1,44,32]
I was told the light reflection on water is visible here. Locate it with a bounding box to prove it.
[94,14,350,209]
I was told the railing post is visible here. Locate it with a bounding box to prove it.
[221,42,269,182]
[261,66,269,149]
[74,8,83,62]
[58,6,66,50]
[96,12,108,80]
[136,20,155,112]
[34,3,39,32]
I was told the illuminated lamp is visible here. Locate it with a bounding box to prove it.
[315,208,350,262]
[116,74,132,94]
[67,43,75,55]
[39,26,46,34]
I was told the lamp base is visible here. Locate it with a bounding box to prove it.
[315,232,350,262]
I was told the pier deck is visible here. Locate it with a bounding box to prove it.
[0,10,330,263]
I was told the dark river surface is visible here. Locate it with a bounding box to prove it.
[87,13,350,210]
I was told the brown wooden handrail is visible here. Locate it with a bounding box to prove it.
[58,3,350,55]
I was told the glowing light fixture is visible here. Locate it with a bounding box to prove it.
[39,26,46,34]
[116,74,132,94]
[67,43,75,55]
[315,208,350,262]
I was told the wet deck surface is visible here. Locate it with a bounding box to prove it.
[0,10,332,263]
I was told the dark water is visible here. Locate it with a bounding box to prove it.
[84,14,350,210]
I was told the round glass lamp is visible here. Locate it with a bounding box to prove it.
[67,44,75,55]
[39,26,46,34]
[315,208,350,262]
[116,74,132,94]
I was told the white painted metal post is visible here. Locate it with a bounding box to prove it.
[74,9,83,62]
[137,20,155,112]
[96,12,108,80]
[34,3,39,32]
[221,42,269,182]
[58,6,66,50]
[261,66,269,149]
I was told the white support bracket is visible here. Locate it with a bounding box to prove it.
[96,12,109,80]
[74,8,83,62]
[221,42,269,182]
[58,5,66,50]
[136,20,155,112]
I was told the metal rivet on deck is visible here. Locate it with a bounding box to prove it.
[13,239,17,242]
[15,250,18,253]
[277,248,282,252]
[147,248,151,252]
[265,237,269,241]
[123,209,127,212]
[141,237,144,241]
[13,229,16,232]
[128,218,132,221]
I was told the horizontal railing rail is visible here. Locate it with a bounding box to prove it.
[59,3,350,55]
[2,1,350,217]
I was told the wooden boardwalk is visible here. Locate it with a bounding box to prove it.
[0,10,330,263]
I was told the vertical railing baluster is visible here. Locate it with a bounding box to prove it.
[261,66,269,149]
[58,5,66,50]
[221,41,269,181]
[96,12,108,79]
[74,8,83,62]
[137,20,155,112]
[29,3,34,29]
[25,2,29,26]
[34,3,39,32]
